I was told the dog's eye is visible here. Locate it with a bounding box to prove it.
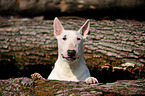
[77,37,81,40]
[62,37,67,40]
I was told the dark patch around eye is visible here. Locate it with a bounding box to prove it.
[77,37,81,40]
[62,35,67,40]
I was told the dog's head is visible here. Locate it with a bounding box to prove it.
[54,17,90,62]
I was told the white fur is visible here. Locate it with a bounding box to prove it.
[48,17,98,83]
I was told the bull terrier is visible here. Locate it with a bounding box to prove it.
[48,17,98,84]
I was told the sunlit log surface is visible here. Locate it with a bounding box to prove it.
[0,77,145,95]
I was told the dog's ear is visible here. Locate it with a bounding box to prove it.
[78,19,90,39]
[54,17,64,38]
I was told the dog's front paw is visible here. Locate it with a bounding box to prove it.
[31,73,45,81]
[85,77,98,84]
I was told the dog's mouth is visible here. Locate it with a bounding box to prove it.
[61,54,79,61]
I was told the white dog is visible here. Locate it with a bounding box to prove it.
[48,17,98,84]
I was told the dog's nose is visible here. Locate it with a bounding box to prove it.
[67,50,76,56]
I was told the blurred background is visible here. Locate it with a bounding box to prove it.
[0,0,145,20]
[0,0,145,83]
